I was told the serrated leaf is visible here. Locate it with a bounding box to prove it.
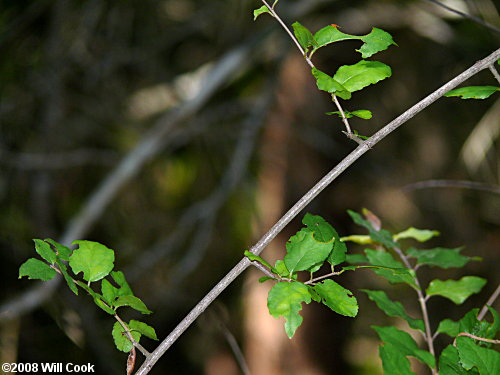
[284,229,333,273]
[292,22,317,51]
[111,271,134,296]
[44,238,72,261]
[101,279,119,305]
[115,295,152,314]
[112,321,141,353]
[311,67,351,99]
[362,289,424,331]
[407,247,475,269]
[69,240,115,282]
[393,227,440,242]
[56,260,78,295]
[426,276,487,305]
[19,258,57,281]
[267,281,311,338]
[348,210,397,249]
[33,239,57,264]
[253,5,271,21]
[456,336,500,373]
[129,320,158,340]
[365,249,416,287]
[379,343,415,375]
[439,345,469,375]
[325,109,373,119]
[373,325,435,369]
[436,319,460,337]
[333,60,391,93]
[94,296,115,315]
[314,279,358,317]
[444,86,499,100]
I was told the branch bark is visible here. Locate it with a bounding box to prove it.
[135,47,500,375]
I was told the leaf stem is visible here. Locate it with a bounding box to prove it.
[304,270,344,285]
[249,260,276,279]
[260,0,354,138]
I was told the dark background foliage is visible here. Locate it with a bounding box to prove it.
[0,0,498,374]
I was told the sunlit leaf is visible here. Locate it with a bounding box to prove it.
[311,67,351,99]
[426,276,486,304]
[111,271,134,296]
[19,258,56,281]
[292,22,317,51]
[284,229,333,273]
[393,227,439,242]
[129,320,158,341]
[69,240,115,283]
[253,5,271,21]
[114,295,152,314]
[112,321,141,353]
[101,279,119,305]
[444,86,499,100]
[44,238,72,261]
[333,60,391,93]
[314,279,358,317]
[325,109,373,119]
[33,239,57,264]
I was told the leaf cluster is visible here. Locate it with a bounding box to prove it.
[19,239,157,353]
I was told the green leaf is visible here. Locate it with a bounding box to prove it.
[244,251,276,272]
[362,289,425,331]
[253,5,271,21]
[69,240,115,282]
[129,320,158,340]
[312,26,396,58]
[114,295,152,314]
[111,271,134,296]
[292,22,317,51]
[407,247,476,269]
[284,229,333,273]
[439,345,470,375]
[93,296,115,315]
[325,109,373,119]
[311,67,351,99]
[345,253,369,264]
[19,258,57,281]
[44,238,72,261]
[267,281,311,338]
[444,86,499,100]
[379,343,415,375]
[273,260,292,278]
[333,60,391,93]
[426,276,487,304]
[56,260,78,295]
[75,280,101,299]
[258,277,275,283]
[365,249,416,287]
[314,279,358,317]
[112,321,141,353]
[101,279,119,306]
[457,308,498,341]
[393,227,440,242]
[372,325,435,369]
[456,336,500,373]
[341,235,374,245]
[302,213,347,266]
[436,319,460,337]
[348,210,397,249]
[33,239,57,264]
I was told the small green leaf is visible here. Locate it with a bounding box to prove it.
[111,271,134,296]
[267,281,311,338]
[373,325,435,369]
[365,249,416,287]
[244,251,276,272]
[56,260,78,295]
[326,109,373,119]
[44,238,72,261]
[258,277,275,283]
[393,227,440,242]
[112,321,141,353]
[362,289,424,331]
[379,343,415,375]
[333,60,392,93]
[253,5,271,21]
[292,22,317,51]
[348,210,397,249]
[436,319,460,337]
[314,279,358,317]
[69,240,115,283]
[33,239,57,264]
[129,320,158,341]
[444,86,499,100]
[341,235,374,245]
[101,279,119,306]
[407,247,477,269]
[456,336,500,373]
[439,345,469,375]
[357,28,397,58]
[311,67,351,99]
[94,296,115,315]
[284,229,333,273]
[273,260,291,278]
[426,276,487,304]
[114,295,152,314]
[19,258,57,281]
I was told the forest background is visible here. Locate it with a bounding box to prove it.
[0,0,499,374]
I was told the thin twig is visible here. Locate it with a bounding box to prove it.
[114,314,151,357]
[304,270,343,285]
[455,332,500,345]
[478,283,500,321]
[250,262,276,280]
[261,0,354,138]
[134,44,500,375]
[422,0,500,34]
[488,64,500,84]
[403,179,500,194]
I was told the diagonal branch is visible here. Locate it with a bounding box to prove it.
[134,47,500,375]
